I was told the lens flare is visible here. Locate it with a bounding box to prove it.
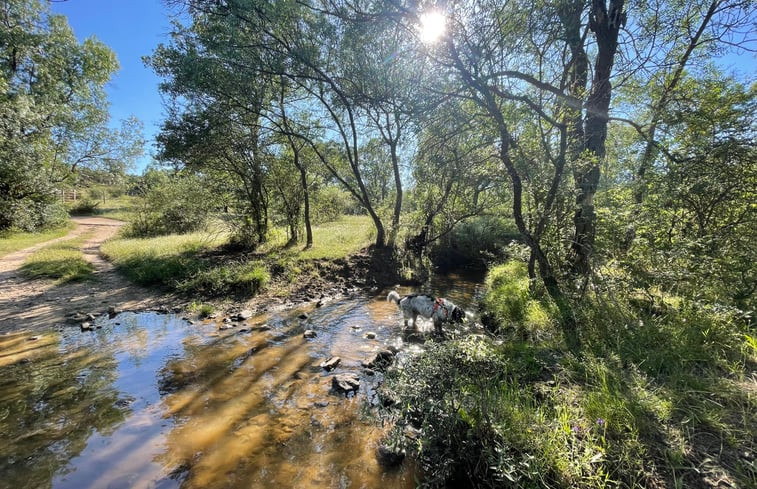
[419,11,446,44]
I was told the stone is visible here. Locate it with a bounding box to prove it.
[314,400,330,408]
[27,336,40,341]
[361,350,394,370]
[298,313,309,320]
[85,313,97,321]
[320,357,341,371]
[222,317,232,324]
[303,330,317,339]
[80,322,94,332]
[332,373,360,394]
[233,309,254,321]
[364,332,376,339]
[107,306,118,318]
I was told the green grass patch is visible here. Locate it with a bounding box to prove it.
[101,232,226,288]
[93,194,141,222]
[20,233,95,283]
[0,224,74,258]
[177,260,269,297]
[258,215,375,260]
[100,215,374,299]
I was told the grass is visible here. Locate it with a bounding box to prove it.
[100,215,375,298]
[19,233,95,283]
[0,224,74,258]
[381,260,757,489]
[67,194,141,222]
[100,232,228,288]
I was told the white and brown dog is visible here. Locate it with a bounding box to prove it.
[387,290,465,335]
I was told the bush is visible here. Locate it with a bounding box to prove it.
[311,185,355,223]
[127,175,218,237]
[432,215,520,269]
[67,198,100,215]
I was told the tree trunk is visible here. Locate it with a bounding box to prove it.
[389,139,402,247]
[570,0,625,276]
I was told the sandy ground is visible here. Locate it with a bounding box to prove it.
[0,217,180,335]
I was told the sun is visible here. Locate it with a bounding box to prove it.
[419,11,446,44]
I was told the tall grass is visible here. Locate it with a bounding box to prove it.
[101,232,227,288]
[100,215,374,298]
[20,233,95,283]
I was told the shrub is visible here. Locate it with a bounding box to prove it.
[127,174,218,237]
[432,215,520,269]
[311,185,355,223]
[67,198,100,215]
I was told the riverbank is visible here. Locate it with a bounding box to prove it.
[0,216,408,335]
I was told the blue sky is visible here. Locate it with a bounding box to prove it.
[50,0,180,173]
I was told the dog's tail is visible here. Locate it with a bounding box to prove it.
[387,290,401,305]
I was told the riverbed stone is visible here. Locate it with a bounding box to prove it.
[320,357,341,371]
[332,373,360,393]
[303,329,317,339]
[361,349,394,370]
[233,309,254,321]
[364,331,376,339]
[299,313,309,320]
[80,322,93,331]
[107,306,118,318]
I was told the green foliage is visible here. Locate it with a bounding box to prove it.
[385,294,756,488]
[0,0,142,232]
[127,173,218,237]
[311,185,355,224]
[433,215,520,269]
[67,198,100,216]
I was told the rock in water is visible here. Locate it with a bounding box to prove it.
[233,309,253,321]
[320,357,341,371]
[360,350,395,370]
[332,373,360,393]
[303,330,317,339]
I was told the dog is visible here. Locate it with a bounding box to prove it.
[387,290,465,335]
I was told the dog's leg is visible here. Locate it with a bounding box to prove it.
[433,319,443,336]
[412,313,418,329]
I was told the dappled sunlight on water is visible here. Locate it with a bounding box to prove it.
[0,272,484,488]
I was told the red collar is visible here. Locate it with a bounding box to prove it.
[433,298,448,317]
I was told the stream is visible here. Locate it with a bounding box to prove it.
[0,272,485,489]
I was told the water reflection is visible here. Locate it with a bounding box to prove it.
[0,273,484,488]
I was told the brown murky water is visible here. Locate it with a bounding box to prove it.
[0,273,484,489]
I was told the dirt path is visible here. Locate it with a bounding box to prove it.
[0,217,179,335]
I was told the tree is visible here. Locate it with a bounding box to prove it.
[0,0,142,231]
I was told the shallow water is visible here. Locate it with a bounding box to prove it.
[0,272,485,489]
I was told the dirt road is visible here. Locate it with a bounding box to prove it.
[0,217,177,334]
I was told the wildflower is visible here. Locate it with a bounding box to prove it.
[596,418,605,426]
